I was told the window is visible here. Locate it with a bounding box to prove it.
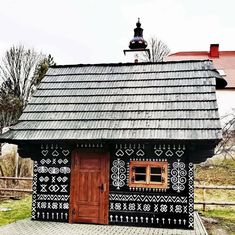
[129,161,168,188]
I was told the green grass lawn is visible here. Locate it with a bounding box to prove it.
[0,196,32,226]
[195,158,235,235]
[199,208,235,235]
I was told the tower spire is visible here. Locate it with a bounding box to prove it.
[123,18,150,61]
[129,18,147,49]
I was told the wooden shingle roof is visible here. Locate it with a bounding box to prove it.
[0,60,222,142]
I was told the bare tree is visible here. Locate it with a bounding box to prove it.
[0,90,22,130]
[215,112,235,160]
[0,45,43,108]
[140,37,170,62]
[0,45,55,131]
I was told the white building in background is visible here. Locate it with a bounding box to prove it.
[166,44,235,128]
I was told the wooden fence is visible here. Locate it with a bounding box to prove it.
[0,177,235,211]
[0,176,33,198]
[195,184,235,211]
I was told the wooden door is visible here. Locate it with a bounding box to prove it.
[69,150,109,224]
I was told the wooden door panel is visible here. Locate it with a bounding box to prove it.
[80,156,101,170]
[89,172,100,203]
[78,172,100,203]
[69,150,109,224]
[79,204,99,217]
[78,172,89,202]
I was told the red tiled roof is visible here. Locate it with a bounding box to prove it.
[167,51,235,88]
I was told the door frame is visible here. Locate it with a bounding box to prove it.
[69,148,110,224]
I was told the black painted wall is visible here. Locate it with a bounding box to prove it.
[31,144,71,222]
[109,143,194,229]
[31,142,194,229]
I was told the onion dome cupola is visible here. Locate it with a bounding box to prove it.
[129,18,148,49]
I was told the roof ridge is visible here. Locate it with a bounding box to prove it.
[49,60,213,68]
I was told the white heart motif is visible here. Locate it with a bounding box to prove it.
[165,150,173,157]
[176,150,184,157]
[41,150,48,157]
[136,149,145,157]
[115,149,124,157]
[125,149,134,156]
[62,150,70,156]
[52,150,59,157]
[154,149,163,156]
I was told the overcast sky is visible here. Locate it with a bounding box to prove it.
[0,0,235,64]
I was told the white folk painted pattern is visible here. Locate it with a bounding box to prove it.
[36,211,68,220]
[48,184,60,192]
[58,158,69,164]
[37,194,70,201]
[40,184,47,192]
[76,143,104,148]
[41,150,49,157]
[111,158,126,190]
[171,159,187,192]
[40,158,51,165]
[52,150,59,157]
[129,187,167,192]
[37,166,71,174]
[109,214,187,225]
[39,176,49,182]
[143,204,151,211]
[128,203,135,211]
[57,176,68,182]
[154,144,186,158]
[62,150,70,157]
[31,161,38,219]
[175,205,182,213]
[188,162,194,228]
[60,167,71,174]
[136,149,145,157]
[37,144,71,221]
[109,194,188,203]
[125,148,134,156]
[109,202,188,215]
[115,144,145,157]
[160,204,167,212]
[115,149,125,157]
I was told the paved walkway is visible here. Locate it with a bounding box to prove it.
[0,212,207,235]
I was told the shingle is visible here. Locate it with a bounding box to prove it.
[43,70,220,83]
[29,93,216,105]
[0,60,222,141]
[39,78,216,89]
[19,110,219,121]
[33,86,215,97]
[23,101,217,112]
[2,129,222,141]
[12,119,221,130]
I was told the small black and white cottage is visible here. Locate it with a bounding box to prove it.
[0,60,222,229]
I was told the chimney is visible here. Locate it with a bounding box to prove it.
[209,44,219,58]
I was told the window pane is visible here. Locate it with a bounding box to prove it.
[135,174,146,181]
[151,167,161,174]
[150,175,162,182]
[135,167,146,174]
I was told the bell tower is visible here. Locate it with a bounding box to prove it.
[124,18,150,62]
